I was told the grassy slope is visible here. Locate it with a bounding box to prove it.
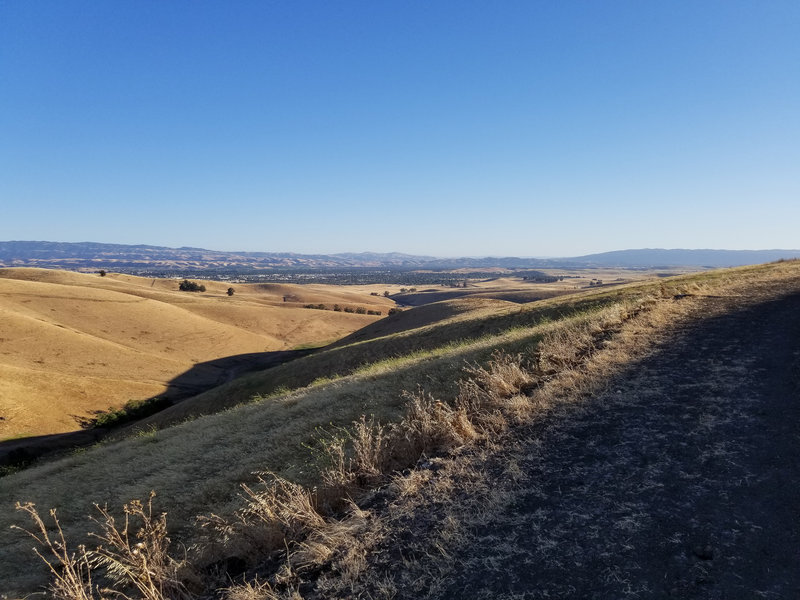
[310,260,800,599]
[124,288,642,431]
[1,262,794,595]
[0,268,388,438]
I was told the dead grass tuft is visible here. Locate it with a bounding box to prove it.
[289,501,372,580]
[463,350,535,399]
[401,390,481,456]
[223,578,303,600]
[200,475,325,569]
[223,579,279,600]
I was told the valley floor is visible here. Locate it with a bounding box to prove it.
[310,286,800,598]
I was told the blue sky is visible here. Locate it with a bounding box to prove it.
[1,1,798,257]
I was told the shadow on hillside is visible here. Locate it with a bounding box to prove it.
[0,349,315,470]
[394,288,573,307]
[431,290,800,598]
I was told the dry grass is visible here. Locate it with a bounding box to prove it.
[0,268,387,438]
[88,492,193,600]
[4,260,800,597]
[300,261,800,598]
[134,284,647,431]
[200,296,670,595]
[12,503,96,600]
[12,492,192,600]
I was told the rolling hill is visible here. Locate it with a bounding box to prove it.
[0,260,798,596]
[0,268,394,439]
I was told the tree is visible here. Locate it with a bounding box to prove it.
[227,287,235,296]
[384,290,390,297]
[179,280,205,292]
[98,270,107,277]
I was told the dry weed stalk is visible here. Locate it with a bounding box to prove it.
[88,491,191,600]
[12,503,98,600]
[14,493,190,600]
[198,476,330,592]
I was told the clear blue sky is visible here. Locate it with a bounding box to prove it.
[1,1,798,257]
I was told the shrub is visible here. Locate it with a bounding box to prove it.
[355,307,366,314]
[179,280,205,292]
[227,287,235,296]
[92,397,171,429]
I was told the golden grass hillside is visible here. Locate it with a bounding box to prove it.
[114,270,680,432]
[0,268,393,439]
[1,261,797,597]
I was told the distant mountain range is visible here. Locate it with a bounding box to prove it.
[1,241,799,271]
[569,248,800,268]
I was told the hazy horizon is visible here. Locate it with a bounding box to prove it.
[3,239,800,263]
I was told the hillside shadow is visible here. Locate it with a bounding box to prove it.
[435,290,800,598]
[0,348,315,469]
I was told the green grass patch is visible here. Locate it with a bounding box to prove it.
[92,396,173,429]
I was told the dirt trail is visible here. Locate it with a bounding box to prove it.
[331,290,800,599]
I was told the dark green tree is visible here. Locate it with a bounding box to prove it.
[179,280,205,292]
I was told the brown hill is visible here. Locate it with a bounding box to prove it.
[0,268,393,439]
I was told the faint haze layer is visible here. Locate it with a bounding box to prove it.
[1,241,799,270]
